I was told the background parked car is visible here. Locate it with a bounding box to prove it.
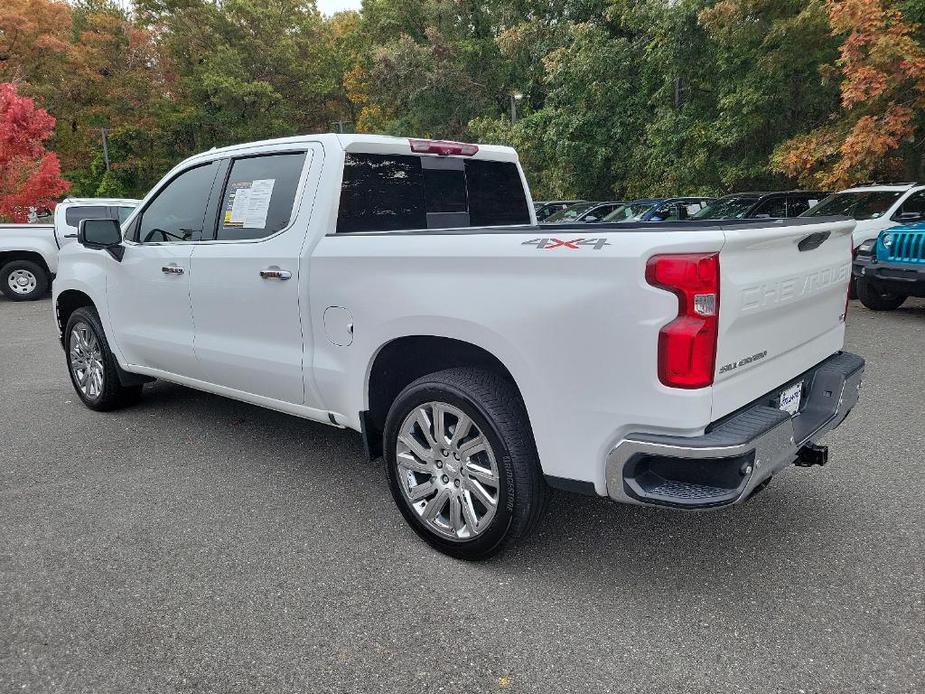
[0,197,139,301]
[852,222,925,311]
[534,200,585,222]
[603,197,714,222]
[800,183,925,248]
[801,183,925,297]
[543,200,624,223]
[694,191,829,220]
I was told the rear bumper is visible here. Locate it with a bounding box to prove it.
[853,256,925,297]
[604,352,865,509]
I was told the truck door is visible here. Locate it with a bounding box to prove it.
[188,146,320,405]
[105,161,223,377]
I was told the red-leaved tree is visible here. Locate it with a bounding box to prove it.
[0,82,69,222]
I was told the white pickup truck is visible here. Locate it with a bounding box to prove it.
[52,134,865,558]
[0,198,138,301]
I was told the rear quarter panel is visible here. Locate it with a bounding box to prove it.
[309,228,725,493]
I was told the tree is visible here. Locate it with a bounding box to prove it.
[0,0,72,91]
[352,0,514,139]
[0,83,69,222]
[773,0,925,187]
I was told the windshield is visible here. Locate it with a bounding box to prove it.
[801,191,903,220]
[544,202,597,223]
[692,197,759,220]
[603,202,655,222]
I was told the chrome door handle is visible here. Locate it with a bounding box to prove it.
[161,265,184,275]
[259,269,292,280]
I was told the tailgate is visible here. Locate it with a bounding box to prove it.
[712,219,855,420]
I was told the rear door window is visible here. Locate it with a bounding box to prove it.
[216,152,307,241]
[336,154,530,233]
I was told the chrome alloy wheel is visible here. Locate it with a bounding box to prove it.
[7,269,37,295]
[395,401,501,541]
[69,322,104,399]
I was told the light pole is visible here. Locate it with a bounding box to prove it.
[100,128,111,172]
[510,92,523,124]
[331,119,352,133]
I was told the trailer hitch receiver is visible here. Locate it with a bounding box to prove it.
[795,443,828,467]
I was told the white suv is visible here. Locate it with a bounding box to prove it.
[802,183,925,249]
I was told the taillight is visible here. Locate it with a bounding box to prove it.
[408,139,479,156]
[645,253,720,389]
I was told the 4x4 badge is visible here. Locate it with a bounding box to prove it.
[522,237,611,250]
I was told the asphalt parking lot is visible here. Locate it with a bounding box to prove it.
[1,297,923,693]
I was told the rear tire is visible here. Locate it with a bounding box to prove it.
[383,367,547,560]
[856,278,906,311]
[1,260,48,301]
[65,306,143,411]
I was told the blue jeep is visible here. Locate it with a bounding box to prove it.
[852,222,925,310]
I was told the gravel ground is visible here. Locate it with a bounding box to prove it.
[1,296,923,693]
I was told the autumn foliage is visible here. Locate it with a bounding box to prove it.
[774,0,925,188]
[1,0,925,202]
[0,83,69,222]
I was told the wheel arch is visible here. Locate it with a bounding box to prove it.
[0,250,52,276]
[361,335,530,461]
[56,288,151,387]
[55,289,97,342]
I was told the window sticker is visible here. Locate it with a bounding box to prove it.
[223,178,276,229]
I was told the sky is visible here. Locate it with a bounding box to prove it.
[316,0,362,15]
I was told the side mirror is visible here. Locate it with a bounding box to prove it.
[583,215,599,222]
[897,211,925,223]
[78,218,124,261]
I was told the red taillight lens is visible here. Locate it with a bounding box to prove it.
[408,139,479,156]
[645,253,720,389]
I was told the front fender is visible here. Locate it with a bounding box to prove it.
[52,251,129,370]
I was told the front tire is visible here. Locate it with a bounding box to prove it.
[0,260,48,301]
[856,278,906,311]
[65,307,143,411]
[384,367,547,559]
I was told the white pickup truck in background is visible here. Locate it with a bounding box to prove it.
[0,198,139,301]
[52,135,864,558]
